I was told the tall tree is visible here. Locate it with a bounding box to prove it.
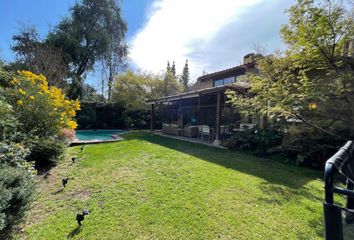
[47,0,127,99]
[101,42,128,101]
[166,61,171,73]
[11,27,69,89]
[171,61,176,77]
[111,71,161,110]
[162,71,181,97]
[181,59,190,91]
[162,61,181,96]
[226,0,354,138]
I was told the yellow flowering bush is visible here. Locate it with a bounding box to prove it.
[8,71,80,136]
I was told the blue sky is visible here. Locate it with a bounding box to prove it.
[0,0,295,85]
[0,0,150,61]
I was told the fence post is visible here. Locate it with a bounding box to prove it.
[324,163,343,240]
[346,180,354,223]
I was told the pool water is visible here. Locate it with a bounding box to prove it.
[75,130,126,141]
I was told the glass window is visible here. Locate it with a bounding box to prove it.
[214,79,223,87]
[223,76,234,85]
[214,76,235,86]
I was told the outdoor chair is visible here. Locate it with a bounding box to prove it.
[162,123,179,136]
[183,123,198,138]
[323,141,354,240]
[220,125,231,141]
[200,125,211,142]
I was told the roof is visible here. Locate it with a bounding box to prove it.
[197,62,255,82]
[147,83,249,104]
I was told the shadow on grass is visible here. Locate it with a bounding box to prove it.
[52,188,64,195]
[124,132,328,238]
[67,226,81,239]
[126,132,321,189]
[115,132,354,239]
[258,182,323,204]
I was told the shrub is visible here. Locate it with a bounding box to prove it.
[27,137,65,171]
[123,109,150,129]
[6,70,80,137]
[0,141,35,171]
[59,128,76,142]
[77,102,97,129]
[0,164,35,239]
[77,102,125,129]
[280,126,343,168]
[224,129,258,150]
[0,96,18,141]
[225,124,283,156]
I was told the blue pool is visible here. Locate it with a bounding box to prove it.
[75,130,126,141]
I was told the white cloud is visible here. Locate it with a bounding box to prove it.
[129,0,294,81]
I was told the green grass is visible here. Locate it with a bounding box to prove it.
[18,131,352,239]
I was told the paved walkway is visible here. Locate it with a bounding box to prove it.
[153,130,227,149]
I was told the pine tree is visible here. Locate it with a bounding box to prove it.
[181,59,190,91]
[166,61,171,73]
[162,60,181,96]
[171,61,176,77]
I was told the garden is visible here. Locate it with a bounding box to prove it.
[14,132,347,239]
[1,0,354,239]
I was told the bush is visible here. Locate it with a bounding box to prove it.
[123,109,150,129]
[0,91,18,141]
[224,129,258,150]
[0,164,35,239]
[6,70,80,137]
[76,102,97,129]
[27,137,65,171]
[280,126,343,168]
[77,102,125,129]
[225,125,283,156]
[0,141,34,171]
[59,128,76,142]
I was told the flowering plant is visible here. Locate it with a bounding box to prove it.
[7,71,80,136]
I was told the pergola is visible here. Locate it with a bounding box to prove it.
[147,84,248,145]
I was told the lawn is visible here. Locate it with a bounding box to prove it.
[17,131,351,239]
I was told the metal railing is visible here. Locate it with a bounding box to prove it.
[324,141,354,240]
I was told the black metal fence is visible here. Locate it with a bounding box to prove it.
[324,141,354,239]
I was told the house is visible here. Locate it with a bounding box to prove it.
[148,54,264,146]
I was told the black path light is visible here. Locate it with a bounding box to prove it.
[72,157,77,163]
[43,170,51,179]
[71,157,85,163]
[324,141,354,240]
[62,177,72,188]
[80,144,85,152]
[76,210,90,226]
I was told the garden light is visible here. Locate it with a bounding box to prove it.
[62,178,70,188]
[76,210,90,226]
[308,101,317,110]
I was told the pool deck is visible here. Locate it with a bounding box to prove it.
[70,134,124,146]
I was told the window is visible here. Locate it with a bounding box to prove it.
[214,79,224,87]
[223,77,234,85]
[213,76,235,86]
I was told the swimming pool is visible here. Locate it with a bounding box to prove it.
[75,130,126,141]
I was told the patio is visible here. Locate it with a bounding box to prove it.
[152,130,227,148]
